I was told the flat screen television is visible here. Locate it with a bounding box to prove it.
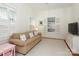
[68,22,78,35]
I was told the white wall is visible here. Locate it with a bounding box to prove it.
[33,7,73,39]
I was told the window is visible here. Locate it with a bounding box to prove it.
[0,7,8,19]
[47,17,55,32]
[0,6,16,41]
[8,10,16,24]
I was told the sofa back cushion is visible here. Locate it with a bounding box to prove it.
[11,31,40,40]
[11,32,30,39]
[12,33,20,39]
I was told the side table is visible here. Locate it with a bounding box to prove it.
[0,43,16,56]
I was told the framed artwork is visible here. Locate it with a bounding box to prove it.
[39,21,43,25]
[47,17,55,32]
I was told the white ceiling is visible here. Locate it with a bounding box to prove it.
[26,3,74,11]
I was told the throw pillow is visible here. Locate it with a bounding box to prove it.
[25,34,30,39]
[29,32,34,38]
[34,31,38,35]
[20,34,27,41]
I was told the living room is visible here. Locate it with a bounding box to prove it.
[0,3,79,56]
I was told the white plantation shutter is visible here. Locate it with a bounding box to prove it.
[0,7,9,42]
[0,7,1,17]
[9,10,16,24]
[0,7,8,19]
[1,7,7,19]
[0,6,16,42]
[8,10,16,34]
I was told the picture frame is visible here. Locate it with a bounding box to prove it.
[47,17,55,32]
[39,21,43,25]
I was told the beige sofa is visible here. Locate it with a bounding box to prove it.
[9,31,42,55]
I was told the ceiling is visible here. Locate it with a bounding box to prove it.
[26,3,74,11]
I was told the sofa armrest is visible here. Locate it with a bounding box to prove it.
[9,39,25,47]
